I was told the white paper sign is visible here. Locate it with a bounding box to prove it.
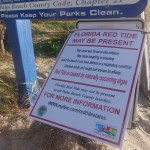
[29,28,145,148]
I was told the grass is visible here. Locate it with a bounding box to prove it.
[148,96,150,108]
[32,21,75,57]
[0,21,75,115]
[32,21,74,34]
[0,53,19,114]
[34,34,68,57]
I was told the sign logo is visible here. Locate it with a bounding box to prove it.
[37,105,47,116]
[95,122,117,138]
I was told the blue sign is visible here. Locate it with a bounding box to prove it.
[0,0,148,20]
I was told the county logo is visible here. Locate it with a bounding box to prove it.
[95,122,117,138]
[37,106,47,116]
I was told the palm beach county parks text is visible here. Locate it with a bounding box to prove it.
[0,0,124,19]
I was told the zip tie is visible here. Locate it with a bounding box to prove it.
[18,80,38,93]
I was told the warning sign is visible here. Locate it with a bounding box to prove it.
[29,28,145,148]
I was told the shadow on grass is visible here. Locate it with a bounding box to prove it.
[0,75,19,114]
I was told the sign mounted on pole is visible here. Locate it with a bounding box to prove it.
[0,0,148,19]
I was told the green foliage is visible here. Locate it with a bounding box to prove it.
[148,96,150,108]
[39,21,74,31]
[32,21,75,57]
[31,21,74,36]
[0,21,75,114]
[34,34,68,57]
[0,54,19,114]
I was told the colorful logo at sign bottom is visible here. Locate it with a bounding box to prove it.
[95,122,117,139]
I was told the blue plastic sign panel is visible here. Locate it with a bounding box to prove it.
[0,0,148,19]
[29,28,145,148]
